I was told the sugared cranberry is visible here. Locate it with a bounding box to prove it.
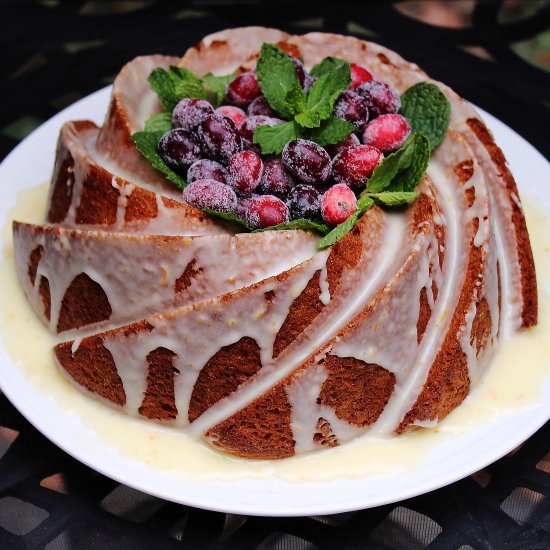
[333,89,370,130]
[332,145,383,190]
[172,98,214,131]
[246,195,289,229]
[290,56,307,87]
[182,179,237,212]
[321,184,358,225]
[227,151,264,195]
[260,159,295,197]
[282,139,332,186]
[363,114,411,154]
[303,75,317,93]
[158,129,202,170]
[324,133,360,157]
[239,115,282,153]
[350,63,373,88]
[215,105,247,127]
[226,72,262,107]
[357,80,401,118]
[235,194,256,219]
[198,114,241,163]
[287,184,322,220]
[247,96,278,118]
[187,159,227,184]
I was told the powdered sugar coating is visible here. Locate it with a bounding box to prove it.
[287,183,322,220]
[226,72,262,107]
[227,151,264,195]
[187,159,227,184]
[332,144,384,189]
[182,178,237,212]
[333,89,370,130]
[259,158,295,197]
[363,114,412,154]
[239,115,282,153]
[172,98,214,131]
[245,195,289,229]
[282,139,332,185]
[198,114,242,164]
[357,80,401,118]
[215,105,247,127]
[158,128,203,169]
[324,132,360,158]
[321,183,358,225]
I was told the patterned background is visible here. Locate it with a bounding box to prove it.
[1,1,550,548]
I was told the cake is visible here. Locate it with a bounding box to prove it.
[12,28,537,460]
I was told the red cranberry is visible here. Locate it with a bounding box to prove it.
[282,139,332,186]
[357,80,401,118]
[226,72,262,107]
[215,105,247,127]
[324,133,360,157]
[260,159,295,197]
[350,63,373,88]
[187,159,227,184]
[198,114,241,163]
[172,98,214,131]
[287,184,322,220]
[246,195,289,229]
[247,96,278,118]
[321,184,358,225]
[239,115,282,153]
[332,145,383,190]
[158,129,202,170]
[363,114,411,154]
[227,151,264,195]
[235,194,257,219]
[182,179,237,212]
[333,89,370,130]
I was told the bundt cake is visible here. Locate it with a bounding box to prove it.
[12,27,537,460]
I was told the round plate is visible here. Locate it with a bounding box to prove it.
[1,87,549,517]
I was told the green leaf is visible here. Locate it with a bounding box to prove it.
[305,117,354,146]
[309,56,347,78]
[148,68,179,111]
[253,121,301,154]
[369,191,418,206]
[255,43,305,120]
[201,72,235,107]
[202,208,251,230]
[131,131,186,189]
[144,112,172,133]
[400,82,451,150]
[169,65,208,101]
[253,218,331,234]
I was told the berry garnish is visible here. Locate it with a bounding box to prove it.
[158,129,202,170]
[227,151,264,195]
[235,194,256,219]
[363,114,411,154]
[349,63,373,88]
[290,56,307,87]
[324,132,360,158]
[260,158,295,197]
[182,179,237,212]
[187,159,227,184]
[239,115,282,153]
[321,184,358,225]
[303,75,317,93]
[172,98,214,131]
[226,72,262,107]
[215,105,247,127]
[246,195,289,229]
[247,96,278,118]
[287,183,322,220]
[282,139,332,186]
[333,89,370,130]
[357,80,401,118]
[332,145,384,189]
[198,114,241,163]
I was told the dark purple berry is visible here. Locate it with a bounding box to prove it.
[247,96,278,117]
[324,133,360,157]
[239,115,282,153]
[304,75,317,93]
[259,159,295,197]
[187,159,227,184]
[158,129,202,170]
[226,72,262,107]
[333,89,369,130]
[290,56,306,87]
[356,80,401,118]
[172,98,214,131]
[235,194,257,219]
[331,145,383,190]
[282,139,332,185]
[198,114,241,163]
[287,184,322,220]
[227,151,264,195]
[182,179,237,212]
[246,195,289,229]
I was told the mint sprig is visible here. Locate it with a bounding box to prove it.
[253,121,300,155]
[309,57,347,78]
[253,218,331,234]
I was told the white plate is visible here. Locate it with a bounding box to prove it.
[1,87,549,517]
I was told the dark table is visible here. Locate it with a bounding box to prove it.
[1,1,550,548]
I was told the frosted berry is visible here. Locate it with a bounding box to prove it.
[246,195,289,229]
[259,159,295,197]
[332,145,383,190]
[350,63,373,88]
[324,132,360,158]
[287,184,322,220]
[172,98,214,131]
[182,179,237,212]
[333,89,370,130]
[247,96,278,118]
[187,159,227,184]
[198,114,241,163]
[303,75,317,93]
[215,105,247,127]
[226,72,262,107]
[158,129,202,170]
[321,184,358,225]
[227,151,264,195]
[363,114,411,154]
[282,139,332,185]
[235,194,256,219]
[290,56,307,87]
[357,80,401,118]
[239,115,281,153]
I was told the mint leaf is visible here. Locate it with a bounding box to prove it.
[253,121,300,154]
[400,82,451,150]
[256,43,305,120]
[148,68,179,111]
[253,218,331,234]
[309,56,347,78]
[201,72,235,107]
[369,191,418,206]
[169,66,208,102]
[131,131,186,189]
[202,208,251,230]
[305,117,354,146]
[144,112,172,133]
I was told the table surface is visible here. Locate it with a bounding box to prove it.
[1,1,550,548]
